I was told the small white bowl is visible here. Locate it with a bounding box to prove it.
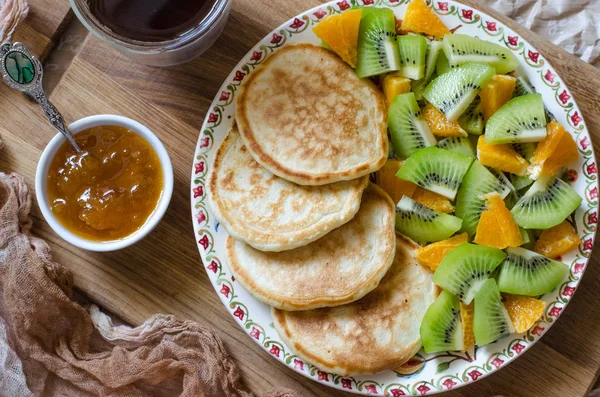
[35,115,174,252]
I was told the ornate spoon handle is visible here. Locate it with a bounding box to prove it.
[0,42,81,152]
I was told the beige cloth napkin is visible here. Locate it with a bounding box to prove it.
[0,0,28,42]
[0,172,301,397]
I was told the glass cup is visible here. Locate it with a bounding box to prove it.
[69,0,231,67]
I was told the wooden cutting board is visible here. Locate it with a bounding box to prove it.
[2,1,600,396]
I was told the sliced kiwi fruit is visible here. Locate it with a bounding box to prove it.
[411,78,429,101]
[473,278,515,346]
[397,34,427,80]
[395,196,462,244]
[396,146,474,200]
[510,142,537,162]
[425,39,444,81]
[512,76,555,121]
[438,137,475,158]
[389,92,437,158]
[510,174,582,229]
[442,34,519,74]
[435,51,457,76]
[485,94,547,144]
[497,247,569,296]
[420,290,464,353]
[424,62,495,121]
[513,76,535,98]
[356,8,401,78]
[509,142,537,189]
[433,243,506,304]
[510,174,535,191]
[455,160,511,236]
[487,167,516,196]
[458,96,484,135]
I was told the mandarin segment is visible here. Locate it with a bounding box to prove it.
[412,187,455,213]
[460,302,475,349]
[477,136,529,175]
[479,75,517,120]
[423,102,468,137]
[313,9,362,67]
[534,221,581,258]
[503,294,546,333]
[401,0,450,39]
[474,192,523,249]
[529,120,579,178]
[415,233,468,272]
[383,75,412,106]
[375,159,417,203]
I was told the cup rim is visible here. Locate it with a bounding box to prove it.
[68,0,231,55]
[35,114,174,252]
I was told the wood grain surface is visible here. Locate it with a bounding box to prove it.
[2,1,600,396]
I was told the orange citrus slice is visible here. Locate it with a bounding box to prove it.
[474,192,523,249]
[415,233,468,271]
[529,120,579,178]
[503,294,546,333]
[411,188,455,213]
[477,136,529,176]
[479,75,517,120]
[534,221,581,258]
[313,9,362,67]
[382,74,412,106]
[375,159,417,203]
[460,301,475,349]
[424,103,468,137]
[401,0,450,39]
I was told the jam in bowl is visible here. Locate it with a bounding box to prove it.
[36,115,173,251]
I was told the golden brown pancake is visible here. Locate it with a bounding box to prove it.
[235,43,388,186]
[272,235,437,375]
[207,127,369,251]
[226,184,396,310]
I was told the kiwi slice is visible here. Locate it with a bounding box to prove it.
[420,290,464,353]
[411,78,429,101]
[497,247,569,296]
[442,34,519,74]
[512,76,555,121]
[509,142,536,189]
[396,146,474,200]
[356,8,401,78]
[435,51,457,76]
[438,137,475,158]
[424,63,495,121]
[433,243,506,304]
[473,278,515,346]
[458,97,484,135]
[513,76,535,98]
[397,34,427,80]
[487,167,516,196]
[389,92,437,158]
[510,174,582,229]
[485,94,547,144]
[455,160,511,235]
[425,39,444,81]
[395,196,462,244]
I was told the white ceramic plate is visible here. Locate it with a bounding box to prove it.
[191,1,598,394]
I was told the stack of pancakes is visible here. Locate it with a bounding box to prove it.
[207,44,436,376]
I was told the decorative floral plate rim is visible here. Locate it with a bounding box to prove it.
[191,1,599,395]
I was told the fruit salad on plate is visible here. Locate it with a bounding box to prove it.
[315,0,583,353]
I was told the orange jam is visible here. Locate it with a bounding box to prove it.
[47,125,163,241]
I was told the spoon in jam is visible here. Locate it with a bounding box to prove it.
[0,42,82,152]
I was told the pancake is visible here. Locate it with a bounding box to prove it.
[208,127,369,252]
[235,43,388,186]
[272,235,437,375]
[226,184,396,310]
